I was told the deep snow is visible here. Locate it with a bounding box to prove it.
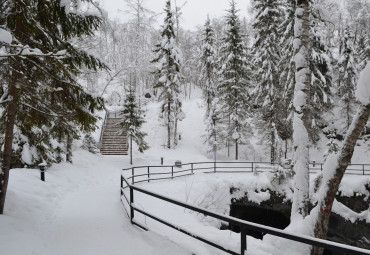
[1,90,370,255]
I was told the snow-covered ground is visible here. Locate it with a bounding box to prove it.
[1,91,370,255]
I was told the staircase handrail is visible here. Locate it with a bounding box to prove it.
[99,110,108,146]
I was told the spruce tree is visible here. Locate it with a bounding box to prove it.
[119,81,149,165]
[198,16,218,117]
[0,0,106,214]
[217,0,251,160]
[151,0,184,149]
[308,5,333,142]
[251,0,283,163]
[338,25,358,129]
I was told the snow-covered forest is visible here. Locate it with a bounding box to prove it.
[1,0,370,255]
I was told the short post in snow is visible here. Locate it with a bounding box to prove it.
[161,157,163,165]
[313,160,316,167]
[240,226,247,255]
[38,163,47,182]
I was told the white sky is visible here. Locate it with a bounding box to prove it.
[99,0,252,30]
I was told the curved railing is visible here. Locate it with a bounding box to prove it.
[120,161,370,255]
[122,161,370,185]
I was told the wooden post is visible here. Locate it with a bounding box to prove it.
[132,168,135,184]
[171,166,174,179]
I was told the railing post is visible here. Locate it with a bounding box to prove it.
[121,175,123,195]
[240,226,247,255]
[191,163,193,174]
[132,167,135,184]
[171,166,174,179]
[320,163,323,171]
[363,164,365,175]
[251,162,254,173]
[130,186,134,223]
[214,161,216,173]
[147,167,150,182]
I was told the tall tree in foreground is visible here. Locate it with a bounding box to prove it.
[290,0,311,222]
[217,0,250,160]
[151,0,184,149]
[0,0,106,214]
[119,79,149,165]
[311,63,370,254]
[251,0,283,163]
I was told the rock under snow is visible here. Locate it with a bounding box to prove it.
[355,63,370,105]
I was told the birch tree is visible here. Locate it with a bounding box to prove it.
[290,0,311,221]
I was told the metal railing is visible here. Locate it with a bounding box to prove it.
[99,111,108,145]
[122,161,370,185]
[120,168,370,255]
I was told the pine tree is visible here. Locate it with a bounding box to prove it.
[338,25,358,129]
[119,81,149,165]
[0,0,106,214]
[251,0,283,163]
[308,4,333,142]
[151,0,184,149]
[217,0,251,160]
[198,16,218,117]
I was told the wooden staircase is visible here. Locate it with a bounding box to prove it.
[100,116,128,155]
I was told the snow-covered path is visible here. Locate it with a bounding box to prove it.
[44,183,190,255]
[1,151,191,255]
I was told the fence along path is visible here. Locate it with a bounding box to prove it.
[120,161,370,255]
[123,161,370,185]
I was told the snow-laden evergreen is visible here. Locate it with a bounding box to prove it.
[251,0,284,163]
[308,4,333,141]
[118,83,149,165]
[279,0,296,113]
[338,25,358,129]
[217,0,251,160]
[151,0,184,149]
[198,16,218,117]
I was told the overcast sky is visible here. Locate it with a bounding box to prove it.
[100,0,252,30]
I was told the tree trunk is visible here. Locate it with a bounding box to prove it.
[0,75,18,214]
[311,103,370,255]
[291,0,311,221]
[270,128,275,163]
[167,102,171,149]
[66,134,73,163]
[130,135,133,165]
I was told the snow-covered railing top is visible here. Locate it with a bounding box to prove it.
[120,169,370,255]
[121,161,370,185]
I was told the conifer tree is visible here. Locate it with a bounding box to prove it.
[151,0,184,149]
[217,0,251,160]
[338,25,358,129]
[251,0,283,162]
[119,80,149,165]
[0,0,106,214]
[198,16,218,117]
[308,5,333,141]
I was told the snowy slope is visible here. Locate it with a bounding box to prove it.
[0,151,191,255]
[1,93,370,255]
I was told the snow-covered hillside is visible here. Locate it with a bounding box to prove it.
[1,95,370,255]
